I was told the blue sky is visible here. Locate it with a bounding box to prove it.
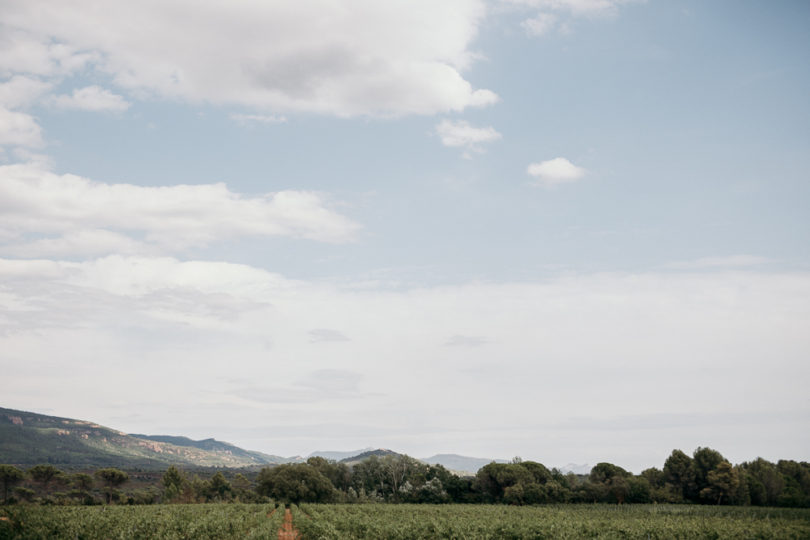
[1,0,808,471]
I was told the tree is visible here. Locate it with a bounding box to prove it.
[382,455,419,501]
[95,468,129,504]
[162,466,186,502]
[740,458,783,506]
[0,465,25,502]
[663,449,694,502]
[626,476,652,503]
[71,473,94,492]
[776,460,810,507]
[307,457,352,492]
[28,464,64,496]
[589,462,630,484]
[231,473,254,502]
[700,461,739,505]
[522,461,552,485]
[206,471,231,501]
[69,473,95,503]
[256,464,335,504]
[351,456,387,498]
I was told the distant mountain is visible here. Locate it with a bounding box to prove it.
[308,448,375,462]
[421,454,507,475]
[1,406,586,474]
[130,434,295,465]
[0,407,290,469]
[559,463,591,475]
[339,448,400,464]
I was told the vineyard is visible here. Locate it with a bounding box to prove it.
[292,504,810,539]
[0,503,283,540]
[3,503,810,539]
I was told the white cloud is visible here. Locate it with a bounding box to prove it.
[506,0,637,17]
[0,0,497,117]
[51,85,130,112]
[0,256,807,469]
[436,119,501,156]
[230,113,288,126]
[1,229,152,258]
[521,13,559,36]
[0,106,42,147]
[0,162,360,257]
[0,76,52,109]
[527,157,586,186]
[0,29,98,77]
[505,0,640,36]
[0,77,50,152]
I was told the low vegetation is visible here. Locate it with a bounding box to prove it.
[2,503,809,539]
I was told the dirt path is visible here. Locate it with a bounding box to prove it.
[277,507,301,540]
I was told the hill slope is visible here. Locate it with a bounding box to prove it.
[130,434,293,465]
[421,454,507,475]
[339,448,402,465]
[308,448,375,461]
[0,407,287,469]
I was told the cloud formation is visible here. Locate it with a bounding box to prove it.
[0,0,496,117]
[1,255,807,468]
[51,85,130,112]
[527,157,586,186]
[0,76,52,109]
[436,119,502,156]
[0,163,360,257]
[0,106,42,147]
[505,0,639,36]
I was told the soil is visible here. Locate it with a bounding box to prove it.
[277,507,301,540]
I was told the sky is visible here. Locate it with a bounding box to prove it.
[0,0,808,473]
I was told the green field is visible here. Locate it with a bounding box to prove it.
[3,503,810,539]
[293,504,810,539]
[0,503,283,540]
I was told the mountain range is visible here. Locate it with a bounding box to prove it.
[0,406,290,469]
[0,406,583,475]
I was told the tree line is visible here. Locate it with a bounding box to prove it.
[1,447,808,507]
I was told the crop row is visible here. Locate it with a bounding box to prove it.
[3,502,810,539]
[0,503,282,540]
[293,503,810,539]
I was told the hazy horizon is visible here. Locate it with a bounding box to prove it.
[1,0,808,474]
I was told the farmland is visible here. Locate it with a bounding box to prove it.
[0,503,283,540]
[3,503,810,539]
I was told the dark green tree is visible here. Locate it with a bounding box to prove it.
[71,473,94,492]
[700,461,739,505]
[589,462,630,484]
[0,465,26,502]
[626,476,652,503]
[740,458,783,506]
[28,464,64,496]
[95,468,129,504]
[776,460,810,507]
[307,457,352,492]
[663,449,694,502]
[256,464,335,504]
[206,471,231,501]
[162,465,185,501]
[351,456,387,498]
[231,473,258,502]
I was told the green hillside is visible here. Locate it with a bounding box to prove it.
[0,407,286,469]
[130,434,292,465]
